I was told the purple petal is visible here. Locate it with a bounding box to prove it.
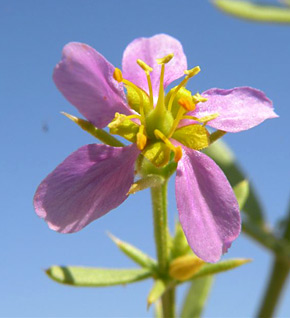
[175,147,241,263]
[193,87,278,132]
[34,144,139,233]
[53,42,133,128]
[122,34,187,98]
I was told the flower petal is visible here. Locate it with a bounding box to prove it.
[122,34,187,98]
[53,42,133,128]
[193,87,278,132]
[34,144,139,233]
[175,147,241,263]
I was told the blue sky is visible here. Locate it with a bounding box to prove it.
[1,0,289,317]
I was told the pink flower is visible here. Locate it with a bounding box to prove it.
[34,34,277,263]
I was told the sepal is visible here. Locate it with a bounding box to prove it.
[147,280,166,309]
[170,223,191,259]
[142,142,171,167]
[128,175,165,195]
[234,180,249,210]
[172,125,209,150]
[108,113,139,142]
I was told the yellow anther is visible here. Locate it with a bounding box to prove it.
[178,98,196,112]
[184,66,201,78]
[107,113,125,129]
[167,66,200,113]
[192,92,208,104]
[137,59,153,74]
[174,146,183,162]
[108,113,141,129]
[154,129,183,163]
[113,68,123,82]
[156,53,174,65]
[136,125,147,150]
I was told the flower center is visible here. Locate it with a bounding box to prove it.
[109,54,218,167]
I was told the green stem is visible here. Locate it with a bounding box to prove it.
[162,287,175,318]
[256,201,290,318]
[151,181,175,317]
[257,260,289,318]
[242,221,290,264]
[151,181,169,274]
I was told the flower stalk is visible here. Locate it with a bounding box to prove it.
[151,180,176,317]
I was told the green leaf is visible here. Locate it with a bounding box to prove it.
[46,266,152,287]
[108,233,157,271]
[147,280,166,308]
[214,0,290,24]
[180,276,214,318]
[234,180,249,210]
[203,140,264,224]
[191,258,251,279]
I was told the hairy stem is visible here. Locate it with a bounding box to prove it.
[151,181,175,317]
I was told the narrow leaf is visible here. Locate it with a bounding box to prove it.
[214,0,290,24]
[203,140,264,224]
[181,276,214,318]
[191,258,251,279]
[147,280,166,309]
[46,266,152,287]
[234,180,249,210]
[108,233,157,271]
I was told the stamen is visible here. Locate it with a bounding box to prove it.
[137,59,154,108]
[167,66,201,112]
[182,113,219,125]
[108,113,141,129]
[184,66,201,78]
[168,98,193,138]
[136,125,147,150]
[192,92,208,104]
[154,129,183,162]
[137,59,153,73]
[156,53,174,65]
[113,68,123,82]
[113,68,145,123]
[178,98,196,112]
